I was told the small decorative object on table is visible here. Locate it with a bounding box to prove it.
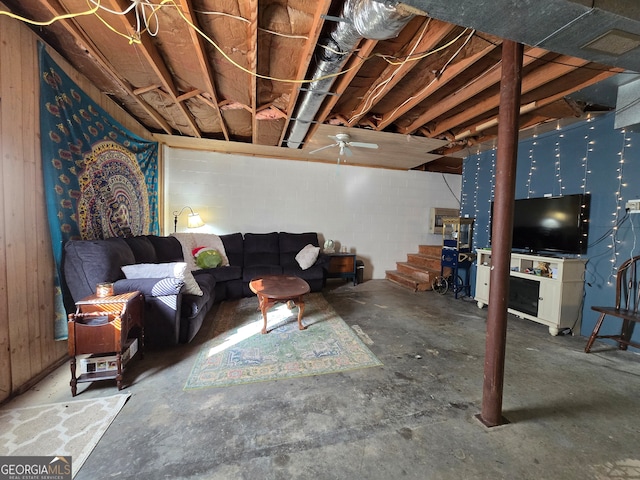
[323,239,335,253]
[96,282,113,297]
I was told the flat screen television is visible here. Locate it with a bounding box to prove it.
[491,193,590,255]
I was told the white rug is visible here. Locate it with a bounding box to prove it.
[0,393,130,477]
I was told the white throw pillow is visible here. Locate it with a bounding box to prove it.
[295,244,320,270]
[122,262,203,296]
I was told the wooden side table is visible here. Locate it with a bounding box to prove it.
[68,291,144,396]
[327,253,357,285]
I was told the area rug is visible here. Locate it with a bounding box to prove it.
[185,293,382,389]
[0,393,130,478]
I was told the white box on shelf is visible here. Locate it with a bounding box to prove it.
[80,338,138,374]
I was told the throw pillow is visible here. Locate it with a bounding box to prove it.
[171,233,230,270]
[121,262,203,296]
[295,244,320,270]
[193,246,223,269]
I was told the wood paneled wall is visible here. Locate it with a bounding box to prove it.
[0,15,152,403]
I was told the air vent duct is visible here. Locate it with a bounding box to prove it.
[286,0,414,149]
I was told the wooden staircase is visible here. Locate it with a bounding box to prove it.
[385,245,441,292]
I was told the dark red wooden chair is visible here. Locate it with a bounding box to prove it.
[585,255,640,353]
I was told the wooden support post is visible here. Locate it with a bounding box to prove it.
[477,40,524,428]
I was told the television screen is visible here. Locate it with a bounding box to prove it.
[492,194,590,255]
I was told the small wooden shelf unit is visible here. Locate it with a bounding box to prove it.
[67,291,144,396]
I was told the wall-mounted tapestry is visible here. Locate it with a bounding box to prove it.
[39,43,159,340]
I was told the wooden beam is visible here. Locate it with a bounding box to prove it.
[133,84,161,95]
[176,89,202,102]
[399,46,549,134]
[429,54,591,138]
[37,0,173,134]
[172,0,230,140]
[347,19,456,127]
[276,0,332,147]
[101,0,202,137]
[237,1,258,142]
[375,40,501,131]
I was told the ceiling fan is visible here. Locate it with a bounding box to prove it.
[309,133,379,157]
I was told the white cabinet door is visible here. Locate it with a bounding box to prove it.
[536,278,562,333]
[475,265,491,308]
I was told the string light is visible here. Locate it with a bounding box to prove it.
[607,129,630,284]
[472,152,481,248]
[554,134,565,195]
[487,148,496,241]
[526,136,538,198]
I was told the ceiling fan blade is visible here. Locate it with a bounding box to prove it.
[309,143,338,154]
[349,141,378,149]
[344,146,353,157]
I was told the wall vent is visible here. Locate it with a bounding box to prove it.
[582,29,640,56]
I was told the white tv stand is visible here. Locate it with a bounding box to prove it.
[474,249,587,336]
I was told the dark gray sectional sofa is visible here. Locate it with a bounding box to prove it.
[62,232,327,346]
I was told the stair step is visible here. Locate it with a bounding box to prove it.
[385,270,433,292]
[407,253,442,271]
[418,244,441,256]
[396,262,437,281]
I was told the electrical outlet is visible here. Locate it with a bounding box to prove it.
[626,199,640,213]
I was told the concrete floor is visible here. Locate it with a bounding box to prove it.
[7,279,640,479]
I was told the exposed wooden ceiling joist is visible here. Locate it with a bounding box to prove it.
[2,0,629,172]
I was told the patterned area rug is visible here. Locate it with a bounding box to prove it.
[0,393,130,478]
[185,293,382,389]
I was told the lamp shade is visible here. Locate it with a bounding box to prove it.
[187,212,204,228]
[173,206,205,232]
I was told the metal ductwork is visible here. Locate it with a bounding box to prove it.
[286,0,414,149]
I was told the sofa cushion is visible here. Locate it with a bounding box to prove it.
[198,265,242,283]
[243,265,283,283]
[244,232,280,267]
[279,232,320,269]
[146,235,183,263]
[123,236,157,263]
[220,232,244,267]
[121,262,203,296]
[295,244,320,270]
[63,238,135,302]
[182,273,215,319]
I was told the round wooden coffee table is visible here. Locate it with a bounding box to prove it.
[249,275,311,334]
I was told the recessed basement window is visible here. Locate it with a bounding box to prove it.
[582,29,640,56]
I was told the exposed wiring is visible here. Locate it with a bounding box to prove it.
[195,9,310,40]
[0,0,101,25]
[382,28,475,126]
[3,1,629,86]
[442,173,461,206]
[165,0,367,84]
[194,9,250,23]
[260,28,308,40]
[348,18,432,124]
[377,27,471,66]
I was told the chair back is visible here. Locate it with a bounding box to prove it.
[615,255,640,313]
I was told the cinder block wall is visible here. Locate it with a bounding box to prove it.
[164,147,461,280]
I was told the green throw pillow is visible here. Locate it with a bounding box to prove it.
[195,248,222,269]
